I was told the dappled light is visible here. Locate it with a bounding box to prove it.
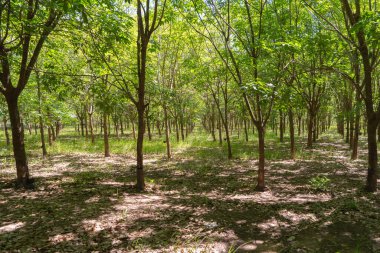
[1,135,380,252]
[0,222,25,234]
[0,0,380,252]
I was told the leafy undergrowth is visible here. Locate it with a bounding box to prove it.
[1,136,380,252]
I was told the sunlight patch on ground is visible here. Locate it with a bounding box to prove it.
[85,196,100,204]
[0,222,25,234]
[279,210,317,225]
[49,233,76,244]
[98,181,124,186]
[283,193,331,203]
[373,237,380,251]
[257,217,283,236]
[227,191,280,204]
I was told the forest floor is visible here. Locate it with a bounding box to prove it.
[1,130,380,252]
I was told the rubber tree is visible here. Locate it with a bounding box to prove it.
[187,0,277,191]
[305,0,380,191]
[0,1,63,186]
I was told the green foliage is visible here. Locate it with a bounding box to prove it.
[309,175,331,192]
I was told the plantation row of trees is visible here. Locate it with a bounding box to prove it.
[0,0,379,192]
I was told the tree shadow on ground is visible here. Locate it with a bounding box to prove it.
[0,136,380,252]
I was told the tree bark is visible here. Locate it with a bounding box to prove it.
[136,105,145,191]
[48,127,52,146]
[289,109,295,160]
[244,119,248,142]
[307,113,314,148]
[351,107,360,160]
[6,96,30,186]
[103,113,110,157]
[279,110,284,142]
[164,105,171,159]
[37,78,47,157]
[255,125,265,191]
[89,112,95,144]
[366,115,378,191]
[3,116,10,146]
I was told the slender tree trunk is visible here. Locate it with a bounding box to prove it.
[351,108,360,160]
[28,124,32,135]
[256,125,265,191]
[350,114,354,148]
[156,120,161,137]
[307,113,314,148]
[85,108,88,139]
[313,116,317,142]
[279,110,284,142]
[51,125,56,141]
[6,96,30,186]
[48,127,52,146]
[175,117,179,142]
[136,105,145,191]
[244,119,248,142]
[164,105,171,159]
[89,113,95,144]
[180,115,185,141]
[366,115,378,192]
[120,118,124,135]
[103,113,110,157]
[211,104,216,141]
[132,120,136,140]
[80,117,84,137]
[37,79,47,157]
[297,115,301,136]
[55,121,60,137]
[289,109,295,160]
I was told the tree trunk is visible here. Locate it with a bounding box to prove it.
[80,117,85,137]
[6,96,30,186]
[313,116,317,142]
[132,120,136,140]
[244,119,248,142]
[289,109,295,160]
[55,121,60,137]
[48,127,52,146]
[297,115,301,136]
[175,117,180,142]
[103,113,110,157]
[51,125,56,142]
[307,113,314,148]
[211,105,216,141]
[85,108,88,139]
[89,113,95,144]
[164,105,171,159]
[255,125,265,191]
[366,114,378,192]
[279,110,284,142]
[120,118,124,135]
[3,116,10,146]
[351,108,360,160]
[37,75,47,156]
[180,116,185,141]
[136,105,145,191]
[218,114,222,145]
[156,120,161,137]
